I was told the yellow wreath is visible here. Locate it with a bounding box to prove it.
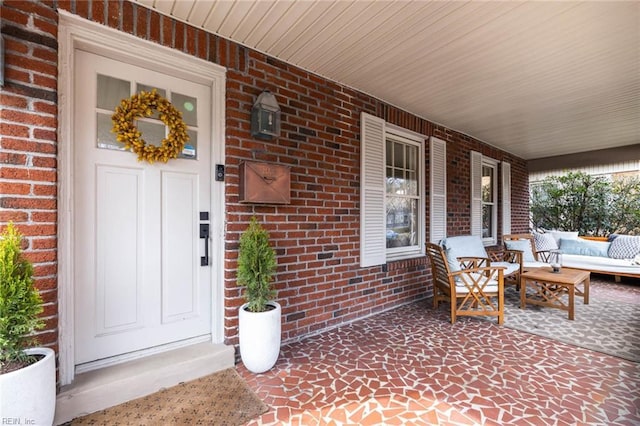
[112,89,189,164]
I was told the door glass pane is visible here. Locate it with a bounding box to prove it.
[137,120,166,147]
[97,75,130,110]
[179,129,198,159]
[137,84,166,98]
[96,112,125,150]
[136,84,166,120]
[172,92,198,127]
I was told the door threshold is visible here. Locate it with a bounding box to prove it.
[54,342,234,425]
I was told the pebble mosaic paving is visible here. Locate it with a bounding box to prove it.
[240,277,640,425]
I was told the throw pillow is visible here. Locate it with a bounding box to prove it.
[559,238,611,257]
[533,232,558,251]
[608,235,640,259]
[504,240,536,262]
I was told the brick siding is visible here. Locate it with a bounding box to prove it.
[0,0,529,361]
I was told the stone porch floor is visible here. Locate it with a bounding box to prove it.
[239,276,640,425]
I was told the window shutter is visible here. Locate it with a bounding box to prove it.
[430,137,446,243]
[501,161,511,236]
[470,151,482,237]
[360,112,386,267]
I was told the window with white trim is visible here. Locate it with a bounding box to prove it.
[360,112,425,266]
[471,151,511,246]
[481,159,498,243]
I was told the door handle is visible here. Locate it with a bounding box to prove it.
[200,223,210,266]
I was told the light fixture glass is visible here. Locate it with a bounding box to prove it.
[251,90,281,140]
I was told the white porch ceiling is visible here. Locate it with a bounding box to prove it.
[133,0,640,161]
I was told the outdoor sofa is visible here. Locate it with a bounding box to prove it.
[504,232,640,282]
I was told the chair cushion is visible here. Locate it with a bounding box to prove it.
[533,232,558,251]
[444,247,462,272]
[504,240,535,262]
[559,238,610,257]
[491,261,520,276]
[608,235,640,259]
[454,272,499,293]
[442,236,488,257]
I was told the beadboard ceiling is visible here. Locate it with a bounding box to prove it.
[133,0,640,162]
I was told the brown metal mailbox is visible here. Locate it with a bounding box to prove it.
[239,161,291,204]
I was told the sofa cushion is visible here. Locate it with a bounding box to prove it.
[548,230,579,246]
[559,238,611,257]
[504,240,535,262]
[533,232,558,251]
[562,254,640,275]
[608,235,640,259]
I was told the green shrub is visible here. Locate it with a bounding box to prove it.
[0,223,44,370]
[237,217,277,313]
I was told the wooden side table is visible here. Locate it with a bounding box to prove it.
[520,267,590,320]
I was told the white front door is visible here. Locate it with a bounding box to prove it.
[73,50,213,367]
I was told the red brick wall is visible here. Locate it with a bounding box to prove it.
[0,0,529,354]
[0,0,59,353]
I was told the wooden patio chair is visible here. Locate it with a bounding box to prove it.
[440,235,521,289]
[426,243,505,325]
[503,234,552,288]
[503,234,552,263]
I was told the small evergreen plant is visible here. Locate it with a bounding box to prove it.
[237,217,277,313]
[0,223,44,373]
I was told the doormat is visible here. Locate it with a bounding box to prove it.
[500,278,640,362]
[70,368,269,425]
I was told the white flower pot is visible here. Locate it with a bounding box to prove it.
[239,301,281,373]
[0,347,56,426]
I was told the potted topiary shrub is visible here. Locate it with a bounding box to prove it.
[237,216,280,373]
[0,223,56,425]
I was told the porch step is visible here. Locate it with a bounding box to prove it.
[54,342,235,425]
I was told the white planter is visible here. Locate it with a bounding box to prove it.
[0,347,56,426]
[239,301,281,373]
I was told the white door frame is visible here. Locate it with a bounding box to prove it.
[57,11,226,386]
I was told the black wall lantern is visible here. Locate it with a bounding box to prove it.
[251,90,281,140]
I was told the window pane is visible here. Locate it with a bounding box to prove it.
[394,168,404,194]
[172,92,198,127]
[97,75,130,110]
[386,167,394,192]
[407,171,417,196]
[407,145,417,171]
[386,197,418,248]
[482,205,493,238]
[482,165,493,202]
[393,142,404,168]
[386,141,393,167]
